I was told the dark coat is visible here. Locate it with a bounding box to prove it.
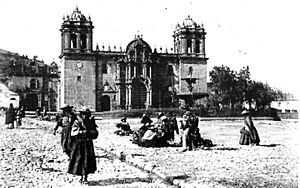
[5,106,16,124]
[239,117,260,145]
[54,113,77,155]
[67,116,97,176]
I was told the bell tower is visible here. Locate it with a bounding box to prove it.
[173,15,206,57]
[173,16,208,108]
[58,7,96,111]
[60,7,94,53]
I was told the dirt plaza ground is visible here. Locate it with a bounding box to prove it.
[0,116,298,187]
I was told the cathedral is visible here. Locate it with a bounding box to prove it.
[59,7,208,111]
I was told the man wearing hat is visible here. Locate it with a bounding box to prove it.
[239,110,260,145]
[53,104,77,157]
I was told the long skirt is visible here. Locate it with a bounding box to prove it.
[61,126,72,156]
[239,126,260,145]
[67,139,97,176]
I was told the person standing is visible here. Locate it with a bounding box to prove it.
[167,111,179,141]
[68,107,97,184]
[239,110,260,146]
[42,106,48,120]
[53,104,77,157]
[179,112,193,152]
[15,106,24,127]
[5,103,16,129]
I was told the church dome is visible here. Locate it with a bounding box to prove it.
[126,35,152,53]
[69,7,87,21]
[182,15,197,28]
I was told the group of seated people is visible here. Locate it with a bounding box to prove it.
[133,112,179,147]
[114,111,214,151]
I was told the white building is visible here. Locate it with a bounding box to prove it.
[0,83,20,108]
[270,100,299,113]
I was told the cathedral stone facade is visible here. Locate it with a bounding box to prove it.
[59,7,208,111]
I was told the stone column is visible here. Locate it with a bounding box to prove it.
[128,85,132,110]
[143,64,146,78]
[65,32,71,50]
[125,85,129,109]
[61,33,64,52]
[114,85,120,108]
[181,37,187,54]
[127,64,131,80]
[147,85,152,108]
[200,35,206,57]
[192,38,196,54]
[87,32,92,52]
[76,33,81,50]
[133,65,137,77]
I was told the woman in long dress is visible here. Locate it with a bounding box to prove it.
[53,104,76,157]
[5,103,16,129]
[239,110,260,145]
[67,108,97,184]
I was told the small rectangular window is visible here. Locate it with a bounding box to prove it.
[77,76,81,82]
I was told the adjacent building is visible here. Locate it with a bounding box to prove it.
[0,48,59,111]
[59,7,209,111]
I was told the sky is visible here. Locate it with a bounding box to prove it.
[0,0,299,97]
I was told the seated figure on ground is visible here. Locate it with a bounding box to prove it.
[114,117,133,136]
[132,113,170,147]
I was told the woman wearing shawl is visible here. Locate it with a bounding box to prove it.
[239,110,260,146]
[67,107,97,184]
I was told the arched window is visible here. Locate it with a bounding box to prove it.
[71,33,77,48]
[81,34,87,49]
[30,79,39,89]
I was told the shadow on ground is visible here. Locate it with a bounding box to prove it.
[258,144,279,147]
[88,177,153,186]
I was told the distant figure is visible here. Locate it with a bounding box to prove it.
[53,104,77,157]
[42,106,48,119]
[115,117,132,136]
[140,114,153,129]
[5,103,16,129]
[239,110,260,146]
[68,107,97,184]
[35,107,42,120]
[167,111,179,141]
[179,111,201,152]
[15,106,25,126]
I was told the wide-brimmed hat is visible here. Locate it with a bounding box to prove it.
[241,110,250,115]
[121,117,127,121]
[60,104,74,110]
[78,106,92,114]
[160,116,168,121]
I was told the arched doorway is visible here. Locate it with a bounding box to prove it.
[101,95,110,111]
[25,94,38,111]
[131,79,147,109]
